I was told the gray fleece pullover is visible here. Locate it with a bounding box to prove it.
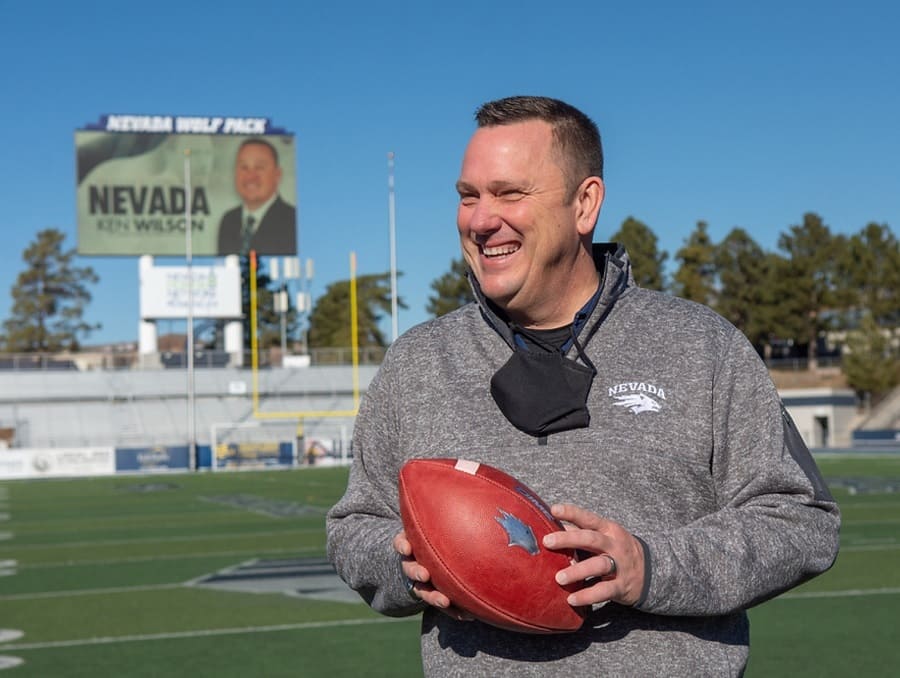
[326,244,840,677]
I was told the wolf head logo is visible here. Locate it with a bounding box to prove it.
[614,393,661,414]
[494,509,540,555]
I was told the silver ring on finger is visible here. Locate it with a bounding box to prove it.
[604,554,617,576]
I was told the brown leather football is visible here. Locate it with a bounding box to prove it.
[399,457,586,634]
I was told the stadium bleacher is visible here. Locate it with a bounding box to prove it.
[0,356,77,371]
[0,363,378,449]
[1,352,898,453]
[160,351,231,369]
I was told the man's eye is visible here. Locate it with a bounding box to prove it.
[459,195,478,207]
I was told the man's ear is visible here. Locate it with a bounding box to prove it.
[574,177,604,236]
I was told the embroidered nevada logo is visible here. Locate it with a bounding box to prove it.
[609,382,665,414]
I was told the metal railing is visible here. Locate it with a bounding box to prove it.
[0,355,80,371]
[0,346,389,371]
[0,348,845,372]
[764,356,843,371]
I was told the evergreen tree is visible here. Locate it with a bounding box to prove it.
[427,258,474,318]
[842,311,900,405]
[608,216,668,290]
[840,222,900,327]
[672,220,717,305]
[3,228,99,352]
[308,272,404,349]
[771,213,843,369]
[714,227,778,354]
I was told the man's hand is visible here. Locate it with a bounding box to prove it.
[542,504,646,608]
[393,531,474,620]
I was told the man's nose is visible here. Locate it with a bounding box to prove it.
[466,198,502,235]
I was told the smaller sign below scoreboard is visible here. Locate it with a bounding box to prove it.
[140,263,241,319]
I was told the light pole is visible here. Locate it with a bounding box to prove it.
[300,258,314,354]
[270,256,300,362]
[183,149,196,470]
[388,152,398,343]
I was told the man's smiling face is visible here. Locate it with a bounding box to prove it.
[456,119,591,328]
[234,142,281,211]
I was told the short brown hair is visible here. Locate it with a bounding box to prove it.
[475,96,603,197]
[238,138,280,166]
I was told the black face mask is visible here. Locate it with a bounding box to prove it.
[490,332,597,437]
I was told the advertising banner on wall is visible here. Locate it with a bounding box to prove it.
[75,115,297,257]
[0,447,115,479]
[115,445,191,472]
[140,263,241,319]
[214,441,294,470]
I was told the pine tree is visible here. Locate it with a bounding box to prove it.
[608,217,668,290]
[307,272,403,349]
[770,213,843,369]
[672,221,717,306]
[3,229,99,352]
[427,258,474,318]
[842,312,900,405]
[841,222,900,327]
[714,227,778,354]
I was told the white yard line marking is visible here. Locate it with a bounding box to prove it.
[11,546,319,570]
[782,587,900,599]
[0,583,184,601]
[0,617,416,651]
[839,501,900,509]
[3,585,900,652]
[1,528,322,551]
[840,542,900,552]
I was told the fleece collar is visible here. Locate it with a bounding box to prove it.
[468,242,635,353]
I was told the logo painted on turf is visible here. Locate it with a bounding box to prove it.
[495,509,539,555]
[609,382,666,414]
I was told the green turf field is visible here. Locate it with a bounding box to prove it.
[0,455,897,676]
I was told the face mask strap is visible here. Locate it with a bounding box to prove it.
[568,327,597,375]
[509,321,597,376]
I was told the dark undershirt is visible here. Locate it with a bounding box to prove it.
[516,325,573,352]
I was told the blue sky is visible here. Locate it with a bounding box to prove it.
[1,1,897,346]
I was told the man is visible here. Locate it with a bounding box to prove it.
[217,138,296,255]
[326,96,840,676]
